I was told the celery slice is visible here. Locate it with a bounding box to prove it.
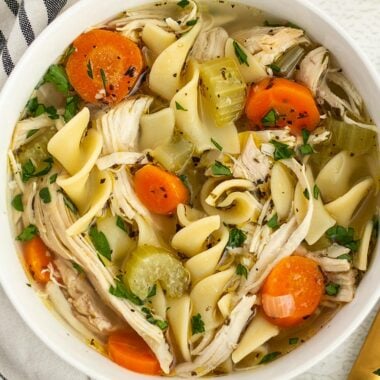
[272,45,305,78]
[123,245,190,299]
[199,57,246,126]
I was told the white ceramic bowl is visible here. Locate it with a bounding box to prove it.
[0,0,379,379]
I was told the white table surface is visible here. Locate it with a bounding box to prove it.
[0,0,379,379]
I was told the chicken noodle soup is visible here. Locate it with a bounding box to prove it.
[8,0,379,376]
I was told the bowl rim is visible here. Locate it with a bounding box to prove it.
[0,0,379,379]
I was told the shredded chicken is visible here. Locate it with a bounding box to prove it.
[191,27,229,63]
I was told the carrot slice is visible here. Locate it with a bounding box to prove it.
[23,236,52,284]
[134,165,189,215]
[108,330,161,375]
[66,29,143,104]
[261,255,324,327]
[245,77,320,134]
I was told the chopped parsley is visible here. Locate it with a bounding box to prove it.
[142,307,168,330]
[16,224,38,242]
[58,190,78,214]
[72,261,84,274]
[301,128,310,144]
[227,228,246,248]
[89,226,112,261]
[175,101,188,111]
[177,0,189,8]
[337,254,352,262]
[26,97,59,120]
[87,60,93,79]
[178,174,191,193]
[373,369,380,376]
[109,277,143,305]
[211,161,232,176]
[191,313,205,335]
[270,140,294,161]
[21,157,53,182]
[147,284,157,298]
[299,129,313,155]
[100,68,107,91]
[325,282,340,296]
[259,351,281,364]
[236,264,248,279]
[39,187,51,204]
[62,45,76,61]
[233,41,249,66]
[326,225,359,252]
[11,194,24,212]
[303,188,310,200]
[49,173,58,184]
[313,184,320,200]
[262,109,278,127]
[26,129,38,138]
[211,138,223,151]
[64,95,79,122]
[268,63,281,73]
[116,216,129,234]
[43,64,70,93]
[186,18,198,26]
[289,337,299,345]
[267,214,279,230]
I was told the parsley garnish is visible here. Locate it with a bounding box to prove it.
[11,194,24,212]
[64,95,79,122]
[26,97,39,115]
[87,60,93,79]
[100,68,107,91]
[268,63,281,73]
[177,0,189,8]
[303,188,310,200]
[72,261,84,274]
[267,214,279,229]
[26,129,38,138]
[262,109,278,127]
[58,190,78,214]
[21,157,53,182]
[186,18,198,26]
[233,41,249,66]
[26,97,59,120]
[270,140,294,161]
[236,264,248,279]
[109,277,143,305]
[16,224,38,242]
[89,226,112,261]
[211,161,232,176]
[191,313,205,335]
[313,184,320,200]
[337,253,352,262]
[289,337,299,345]
[147,284,157,298]
[44,64,70,93]
[175,101,188,111]
[116,216,129,234]
[49,173,58,184]
[259,352,281,364]
[211,138,223,151]
[373,369,380,376]
[326,226,359,252]
[301,129,310,144]
[141,307,168,330]
[325,282,340,296]
[62,45,76,61]
[178,174,191,193]
[299,129,313,155]
[39,187,51,204]
[227,228,246,248]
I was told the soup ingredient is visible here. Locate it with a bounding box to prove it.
[11,194,24,212]
[326,225,359,252]
[108,330,161,375]
[245,77,320,134]
[199,57,246,125]
[44,64,70,94]
[16,224,39,242]
[271,45,305,78]
[261,255,324,327]
[134,165,189,215]
[123,245,190,299]
[23,236,52,284]
[66,29,143,104]
[89,226,112,261]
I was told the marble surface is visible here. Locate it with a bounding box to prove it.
[0,0,379,379]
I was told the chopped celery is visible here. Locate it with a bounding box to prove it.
[152,135,194,173]
[17,126,56,170]
[199,57,246,126]
[272,45,305,78]
[123,245,190,299]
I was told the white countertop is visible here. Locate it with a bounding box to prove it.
[0,0,379,379]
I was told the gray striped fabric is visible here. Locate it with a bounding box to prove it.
[0,0,70,86]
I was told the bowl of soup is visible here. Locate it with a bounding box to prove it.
[0,0,379,379]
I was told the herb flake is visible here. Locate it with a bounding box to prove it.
[72,261,84,274]
[175,101,188,111]
[87,60,93,79]
[141,307,168,330]
[109,278,143,305]
[64,95,79,122]
[325,282,340,296]
[49,173,58,184]
[262,109,278,127]
[211,161,232,176]
[147,284,157,298]
[44,64,70,93]
[373,369,380,376]
[177,0,189,8]
[116,216,129,234]
[11,194,24,212]
[259,352,281,364]
[211,138,223,151]
[267,214,279,229]
[233,41,249,67]
[270,139,294,161]
[89,226,112,261]
[186,18,198,26]
[191,313,205,335]
[326,226,359,252]
[289,337,299,345]
[100,68,107,91]
[313,184,320,200]
[16,224,38,242]
[39,187,51,204]
[303,188,310,200]
[227,228,246,248]
[236,264,248,279]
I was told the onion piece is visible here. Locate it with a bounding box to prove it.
[262,294,295,318]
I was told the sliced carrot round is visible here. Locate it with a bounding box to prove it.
[23,236,52,284]
[66,29,143,104]
[261,255,324,327]
[245,77,320,134]
[108,329,161,375]
[134,165,189,215]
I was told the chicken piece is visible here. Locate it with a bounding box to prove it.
[324,269,357,303]
[233,135,271,186]
[175,295,256,377]
[299,251,351,272]
[191,27,229,63]
[234,27,309,66]
[54,258,123,336]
